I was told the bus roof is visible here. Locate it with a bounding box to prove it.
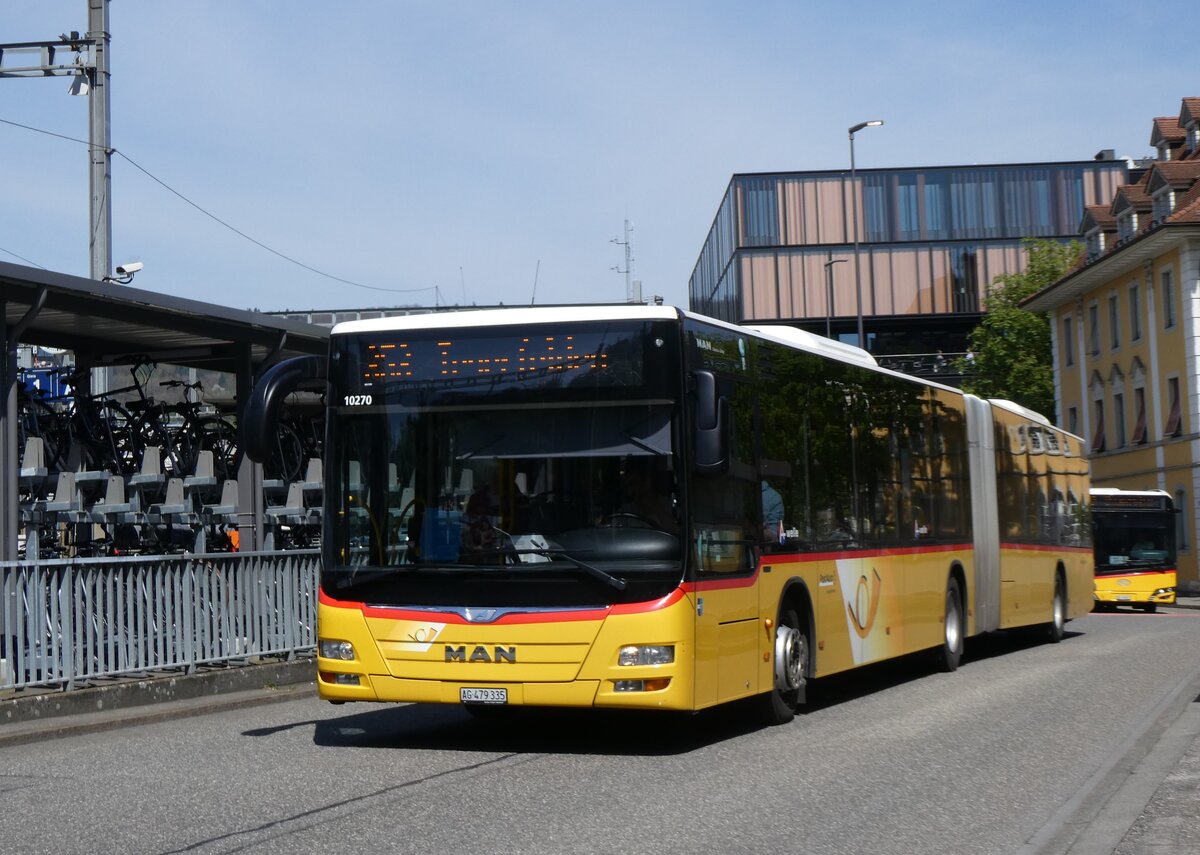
[332,304,881,368]
[988,398,1052,428]
[740,323,878,368]
[330,304,681,335]
[1090,487,1171,498]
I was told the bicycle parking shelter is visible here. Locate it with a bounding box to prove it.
[1,259,329,560]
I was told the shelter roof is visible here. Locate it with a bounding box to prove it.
[1,261,328,371]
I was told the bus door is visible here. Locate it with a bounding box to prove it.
[688,359,761,707]
[690,480,760,706]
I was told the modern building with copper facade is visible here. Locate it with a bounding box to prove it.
[688,157,1129,365]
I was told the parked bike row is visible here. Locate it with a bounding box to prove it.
[15,361,324,558]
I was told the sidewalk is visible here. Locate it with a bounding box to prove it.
[1110,593,1200,854]
[1032,594,1200,854]
[0,655,315,748]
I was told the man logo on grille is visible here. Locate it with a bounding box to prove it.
[445,645,517,663]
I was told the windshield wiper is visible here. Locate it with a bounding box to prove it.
[498,548,627,591]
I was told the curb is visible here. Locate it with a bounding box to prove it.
[0,657,316,748]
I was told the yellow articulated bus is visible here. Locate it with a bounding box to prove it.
[1090,488,1177,612]
[244,305,1092,724]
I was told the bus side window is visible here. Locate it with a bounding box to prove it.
[691,376,757,575]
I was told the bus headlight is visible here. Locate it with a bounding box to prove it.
[319,639,355,661]
[320,671,362,686]
[614,678,671,692]
[618,645,674,666]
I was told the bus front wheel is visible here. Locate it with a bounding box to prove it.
[759,606,807,726]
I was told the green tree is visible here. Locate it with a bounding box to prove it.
[960,238,1082,421]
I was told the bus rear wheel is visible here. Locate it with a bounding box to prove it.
[759,606,807,726]
[934,577,964,672]
[1046,575,1066,643]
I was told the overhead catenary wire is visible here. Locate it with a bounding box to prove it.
[0,116,433,294]
[0,245,46,268]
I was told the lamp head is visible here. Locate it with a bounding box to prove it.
[849,120,885,136]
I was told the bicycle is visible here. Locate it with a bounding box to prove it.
[121,361,241,479]
[265,397,324,482]
[26,366,138,475]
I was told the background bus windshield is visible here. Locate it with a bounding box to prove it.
[1094,509,1176,572]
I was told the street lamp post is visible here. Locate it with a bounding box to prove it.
[849,119,884,351]
[823,257,847,340]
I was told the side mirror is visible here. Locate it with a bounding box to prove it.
[241,355,327,463]
[693,370,729,475]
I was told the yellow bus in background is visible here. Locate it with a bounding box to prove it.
[245,305,1092,724]
[1091,488,1177,612]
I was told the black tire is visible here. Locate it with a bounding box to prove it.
[78,400,137,474]
[934,576,964,672]
[1046,574,1066,643]
[759,605,807,725]
[267,421,305,481]
[196,416,242,480]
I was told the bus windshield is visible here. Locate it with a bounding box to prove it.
[324,319,684,608]
[1093,509,1176,573]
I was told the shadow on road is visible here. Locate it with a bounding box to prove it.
[303,700,770,756]
[241,625,1084,754]
[793,626,1078,713]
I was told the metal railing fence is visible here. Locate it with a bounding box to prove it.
[1,550,319,691]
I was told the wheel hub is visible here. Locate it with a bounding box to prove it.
[774,624,806,692]
[945,595,961,652]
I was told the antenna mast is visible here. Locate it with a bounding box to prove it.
[610,219,634,303]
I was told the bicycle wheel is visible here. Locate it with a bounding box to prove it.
[135,403,196,476]
[163,404,200,476]
[196,416,242,480]
[18,395,69,470]
[266,420,305,481]
[76,400,137,474]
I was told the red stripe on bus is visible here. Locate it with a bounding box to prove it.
[1096,569,1176,579]
[319,585,686,623]
[686,543,974,592]
[999,542,1093,553]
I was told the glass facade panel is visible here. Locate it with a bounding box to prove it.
[740,177,779,247]
[690,161,1127,324]
[720,241,1033,323]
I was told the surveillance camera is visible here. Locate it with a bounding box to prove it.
[115,261,143,276]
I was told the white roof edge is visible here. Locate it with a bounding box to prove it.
[988,398,1053,427]
[328,305,943,381]
[331,304,680,335]
[739,323,878,368]
[1089,487,1171,497]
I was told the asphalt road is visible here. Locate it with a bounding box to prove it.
[3,607,1200,855]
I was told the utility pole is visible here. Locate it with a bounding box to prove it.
[87,0,112,286]
[0,0,112,283]
[611,219,634,303]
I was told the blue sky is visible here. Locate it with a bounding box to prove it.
[1,1,1194,313]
